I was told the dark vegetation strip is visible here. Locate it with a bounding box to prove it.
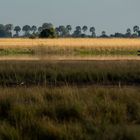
[0,60,140,86]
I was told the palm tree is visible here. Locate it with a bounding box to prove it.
[126,28,131,37]
[66,25,72,36]
[31,25,37,34]
[58,25,68,37]
[133,25,139,34]
[82,26,88,34]
[22,25,31,36]
[14,26,21,36]
[76,26,81,32]
[73,26,82,37]
[127,28,131,34]
[90,27,96,37]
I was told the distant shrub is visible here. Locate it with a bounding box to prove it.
[39,28,56,38]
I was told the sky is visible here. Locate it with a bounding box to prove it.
[0,0,140,34]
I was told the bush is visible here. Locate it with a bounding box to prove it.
[39,28,56,38]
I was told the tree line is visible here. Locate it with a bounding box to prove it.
[0,23,140,38]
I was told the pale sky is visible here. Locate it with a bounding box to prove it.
[0,0,140,34]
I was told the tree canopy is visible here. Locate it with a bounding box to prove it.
[0,23,140,38]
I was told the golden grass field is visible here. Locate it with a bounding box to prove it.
[0,38,140,48]
[0,38,140,60]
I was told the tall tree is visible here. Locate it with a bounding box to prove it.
[73,26,82,37]
[5,24,13,37]
[0,24,6,37]
[5,24,13,32]
[66,25,72,36]
[82,26,88,34]
[0,24,5,30]
[31,25,37,34]
[22,25,31,36]
[133,25,139,34]
[42,23,53,30]
[90,27,96,37]
[58,26,69,37]
[14,26,21,36]
[125,28,131,37]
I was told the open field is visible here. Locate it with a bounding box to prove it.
[0,86,140,140]
[0,38,140,59]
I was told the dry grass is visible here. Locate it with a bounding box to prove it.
[0,38,140,60]
[0,38,140,49]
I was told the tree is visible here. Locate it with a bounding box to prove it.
[0,24,5,30]
[42,23,53,30]
[133,25,139,37]
[55,27,60,36]
[58,26,69,37]
[90,27,96,37]
[73,26,82,37]
[133,25,139,33]
[22,25,31,36]
[66,25,72,36]
[38,26,43,33]
[14,26,21,37]
[39,28,56,38]
[76,26,81,32]
[82,26,88,33]
[5,24,13,32]
[31,25,37,34]
[100,31,108,38]
[0,24,6,37]
[5,24,13,37]
[125,28,131,38]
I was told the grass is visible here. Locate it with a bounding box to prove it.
[0,38,140,57]
[0,46,138,57]
[0,38,140,48]
[0,60,139,86]
[0,48,34,56]
[0,86,140,140]
[0,38,140,139]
